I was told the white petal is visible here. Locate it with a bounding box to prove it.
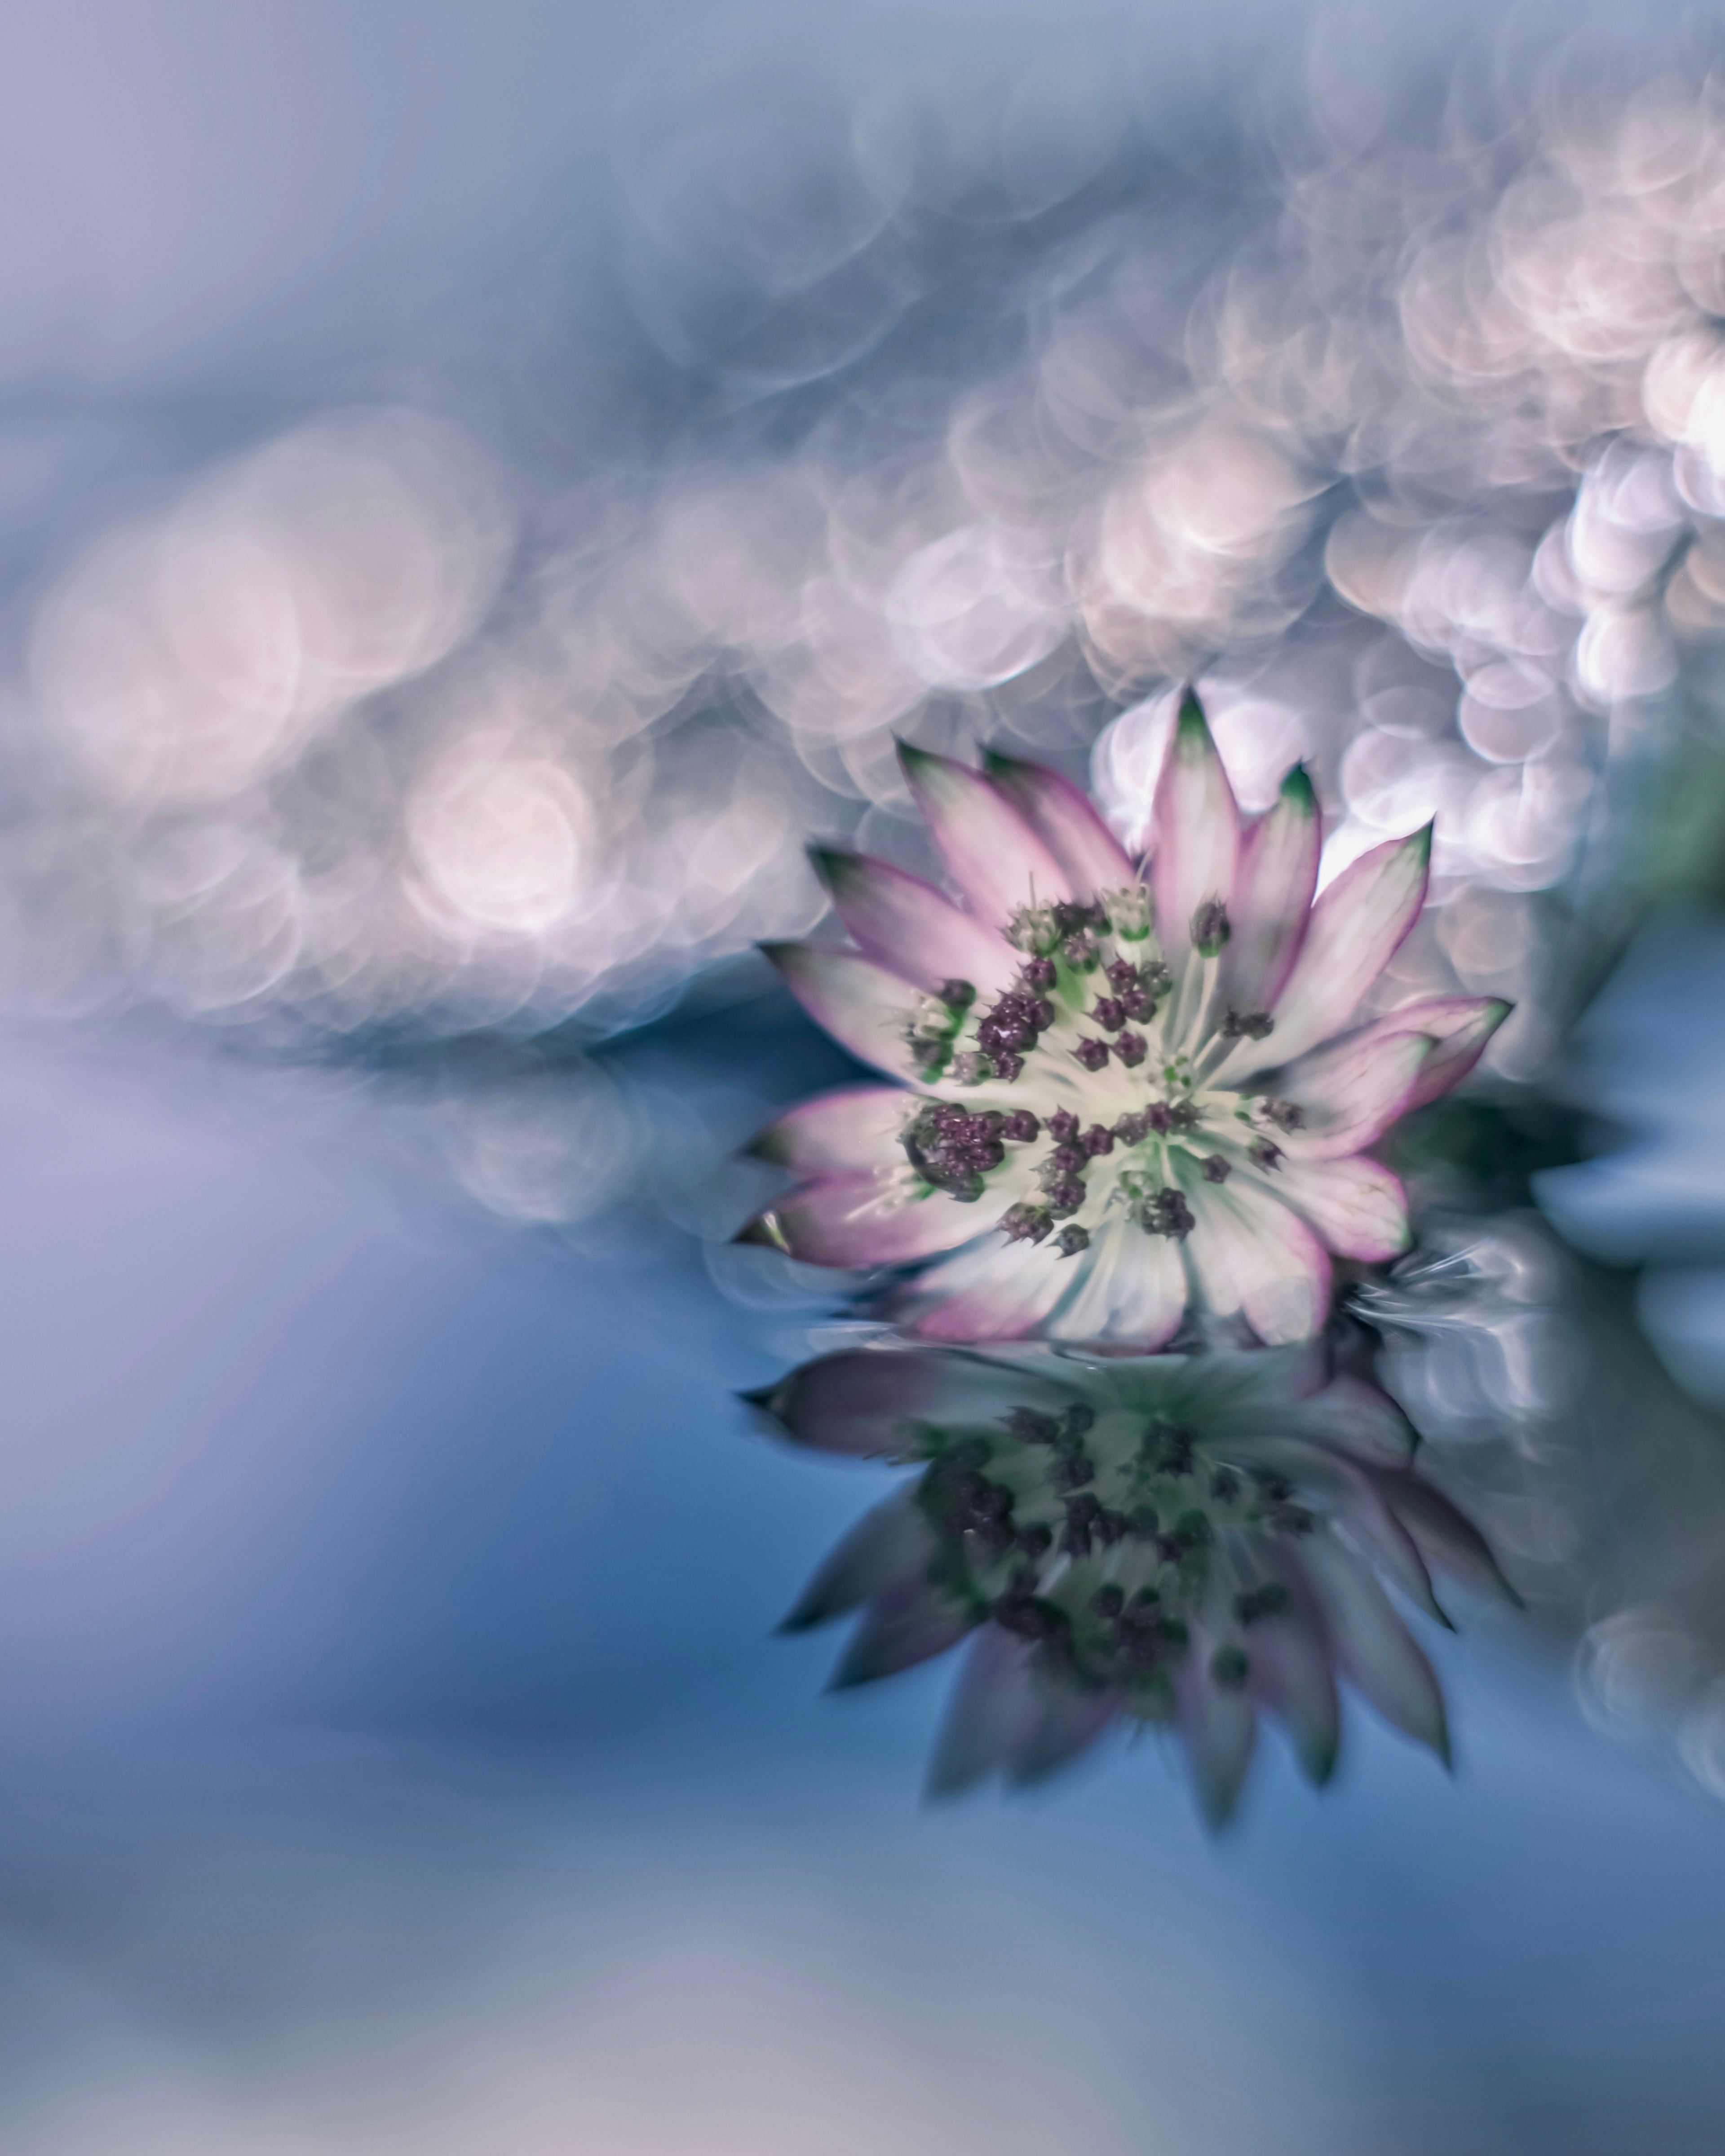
[1176,1164,1331,1344]
[763,943,922,1082]
[1221,763,1319,1016]
[1268,1030,1434,1160]
[1252,1153,1411,1261]
[1151,691,1241,975]
[982,750,1137,898]
[753,1166,1020,1267]
[1221,823,1432,1080]
[747,1086,909,1174]
[893,1232,1073,1341]
[898,743,1073,928]
[1041,1214,1186,1347]
[1340,995,1512,1110]
[811,848,1018,995]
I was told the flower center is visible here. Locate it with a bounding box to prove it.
[896,890,1295,1253]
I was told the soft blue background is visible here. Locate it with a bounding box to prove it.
[0,1007,1718,2154]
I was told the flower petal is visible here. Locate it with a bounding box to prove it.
[1247,1603,1340,1785]
[1293,1374,1419,1467]
[927,1626,1044,1795]
[1151,690,1241,976]
[1176,1166,1332,1346]
[1296,1536,1450,1763]
[753,1168,1015,1268]
[982,749,1137,899]
[1041,1216,1186,1348]
[1253,1152,1412,1261]
[781,1494,935,1632]
[1008,1684,1120,1787]
[1343,995,1513,1111]
[747,1345,1042,1457]
[1225,822,1433,1078]
[1269,1030,1434,1160]
[831,1570,978,1688]
[1177,1632,1257,1828]
[811,848,1019,995]
[891,1233,1075,1342]
[762,943,924,1081]
[746,1086,910,1174]
[898,742,1073,928]
[1221,762,1320,1016]
[1365,1467,1523,1607]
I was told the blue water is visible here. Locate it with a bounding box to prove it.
[0,1017,1719,2154]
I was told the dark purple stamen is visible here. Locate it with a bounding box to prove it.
[1248,1138,1283,1171]
[1073,1038,1110,1071]
[1113,1030,1146,1068]
[1002,1109,1040,1142]
[1090,997,1125,1032]
[1048,1109,1079,1142]
[1081,1124,1114,1156]
[1001,1203,1054,1243]
[1056,1224,1090,1257]
[1200,1154,1230,1183]
[1142,1188,1195,1240]
[1222,1009,1273,1041]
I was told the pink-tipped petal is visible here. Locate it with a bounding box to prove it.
[1270,1030,1434,1159]
[927,1626,1044,1794]
[1227,822,1433,1077]
[1296,1374,1419,1467]
[982,749,1137,899]
[1297,1536,1451,1763]
[1247,1604,1340,1785]
[1042,1216,1186,1348]
[749,1345,1038,1457]
[1177,1633,1258,1828]
[895,1233,1074,1342]
[1151,690,1241,974]
[763,943,924,1082]
[1365,1468,1523,1607]
[781,1496,935,1631]
[1257,1152,1412,1261]
[747,1086,910,1174]
[1008,1685,1120,1787]
[1221,763,1320,1015]
[1345,995,1513,1111]
[897,742,1073,928]
[1330,1461,1450,1627]
[832,1570,978,1688]
[1177,1168,1332,1346]
[758,1169,1013,1268]
[811,849,1018,995]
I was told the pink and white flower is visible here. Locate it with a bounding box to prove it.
[749,1339,1517,1824]
[739,691,1509,1348]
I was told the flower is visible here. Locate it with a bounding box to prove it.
[739,691,1509,1347]
[748,1340,1517,1825]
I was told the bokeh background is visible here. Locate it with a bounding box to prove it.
[5,0,1725,2148]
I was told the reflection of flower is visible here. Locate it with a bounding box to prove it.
[739,694,1508,1347]
[749,1342,1516,1824]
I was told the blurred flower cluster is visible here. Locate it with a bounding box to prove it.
[752,1339,1514,1824]
[10,23,1725,1074]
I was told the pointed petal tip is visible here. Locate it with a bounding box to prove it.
[736,1384,778,1410]
[1279,760,1317,812]
[979,746,1019,778]
[733,1213,790,1252]
[1177,683,1208,730]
